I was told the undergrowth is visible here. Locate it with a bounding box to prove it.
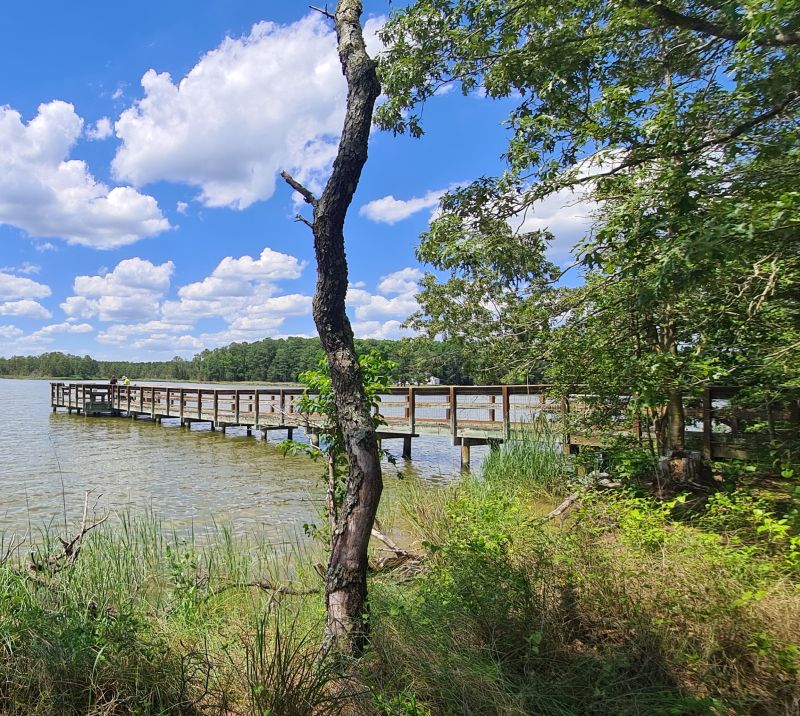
[1,434,798,714]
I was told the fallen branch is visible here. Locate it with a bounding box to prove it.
[212,578,320,598]
[29,490,108,574]
[542,491,584,522]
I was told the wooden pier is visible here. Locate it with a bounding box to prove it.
[50,382,796,468]
[51,382,578,468]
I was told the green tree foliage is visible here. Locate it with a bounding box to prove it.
[378,0,800,451]
[0,337,474,385]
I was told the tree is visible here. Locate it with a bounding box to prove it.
[280,0,382,654]
[379,0,800,454]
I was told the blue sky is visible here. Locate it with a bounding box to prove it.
[0,1,590,361]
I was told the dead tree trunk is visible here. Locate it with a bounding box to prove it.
[280,0,381,655]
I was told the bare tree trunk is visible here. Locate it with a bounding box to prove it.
[281,0,381,655]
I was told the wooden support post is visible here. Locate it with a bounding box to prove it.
[166,388,171,417]
[287,427,294,440]
[502,385,511,439]
[150,386,156,419]
[139,386,144,414]
[561,395,571,455]
[450,386,458,446]
[489,393,496,422]
[179,388,184,423]
[235,390,240,424]
[408,386,416,435]
[246,426,252,436]
[197,389,202,420]
[127,387,132,415]
[279,389,286,425]
[460,439,471,471]
[702,387,713,460]
[402,435,412,459]
[254,390,260,426]
[213,391,219,425]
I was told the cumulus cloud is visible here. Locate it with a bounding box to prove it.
[112,15,383,209]
[176,201,188,214]
[351,319,413,340]
[510,187,594,263]
[0,272,50,300]
[163,248,306,323]
[359,189,446,224]
[0,101,170,248]
[86,116,113,140]
[0,325,23,339]
[0,299,52,319]
[346,267,422,338]
[62,258,174,322]
[31,322,93,337]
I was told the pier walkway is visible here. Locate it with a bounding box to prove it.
[50,382,786,468]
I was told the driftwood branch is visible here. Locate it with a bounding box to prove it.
[280,171,318,206]
[542,492,583,521]
[29,490,109,574]
[212,578,320,598]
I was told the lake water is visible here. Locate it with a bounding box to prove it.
[0,378,480,543]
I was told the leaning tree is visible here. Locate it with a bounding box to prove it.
[279,0,382,655]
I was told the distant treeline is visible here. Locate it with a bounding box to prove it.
[0,337,475,384]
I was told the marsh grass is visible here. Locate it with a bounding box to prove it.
[1,441,798,715]
[0,513,330,715]
[481,418,572,497]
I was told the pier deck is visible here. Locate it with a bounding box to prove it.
[50,382,791,467]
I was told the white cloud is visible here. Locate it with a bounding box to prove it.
[0,101,170,248]
[0,262,41,275]
[176,201,188,214]
[377,267,423,295]
[510,187,594,263]
[0,325,23,339]
[31,322,93,337]
[351,319,413,340]
[164,248,306,322]
[360,189,446,224]
[0,300,51,319]
[0,272,50,300]
[347,266,422,322]
[86,116,113,140]
[62,258,174,322]
[113,15,383,209]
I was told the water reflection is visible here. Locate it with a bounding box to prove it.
[0,379,476,540]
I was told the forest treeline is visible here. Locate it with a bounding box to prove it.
[0,336,475,384]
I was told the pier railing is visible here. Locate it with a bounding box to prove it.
[51,382,799,464]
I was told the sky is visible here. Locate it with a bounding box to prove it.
[0,1,591,361]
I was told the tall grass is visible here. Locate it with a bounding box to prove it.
[481,418,572,496]
[0,513,331,715]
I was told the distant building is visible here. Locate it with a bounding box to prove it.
[427,376,441,385]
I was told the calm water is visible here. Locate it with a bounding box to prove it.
[0,379,480,541]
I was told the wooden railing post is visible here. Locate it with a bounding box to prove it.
[279,389,286,424]
[254,390,260,425]
[561,394,571,454]
[450,386,458,444]
[408,386,416,434]
[197,389,202,419]
[502,385,510,439]
[165,388,171,417]
[235,389,240,424]
[179,388,184,421]
[702,387,713,460]
[150,386,156,419]
[213,391,219,425]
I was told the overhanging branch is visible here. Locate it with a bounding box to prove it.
[280,171,318,206]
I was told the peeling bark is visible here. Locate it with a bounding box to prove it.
[280,0,381,655]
